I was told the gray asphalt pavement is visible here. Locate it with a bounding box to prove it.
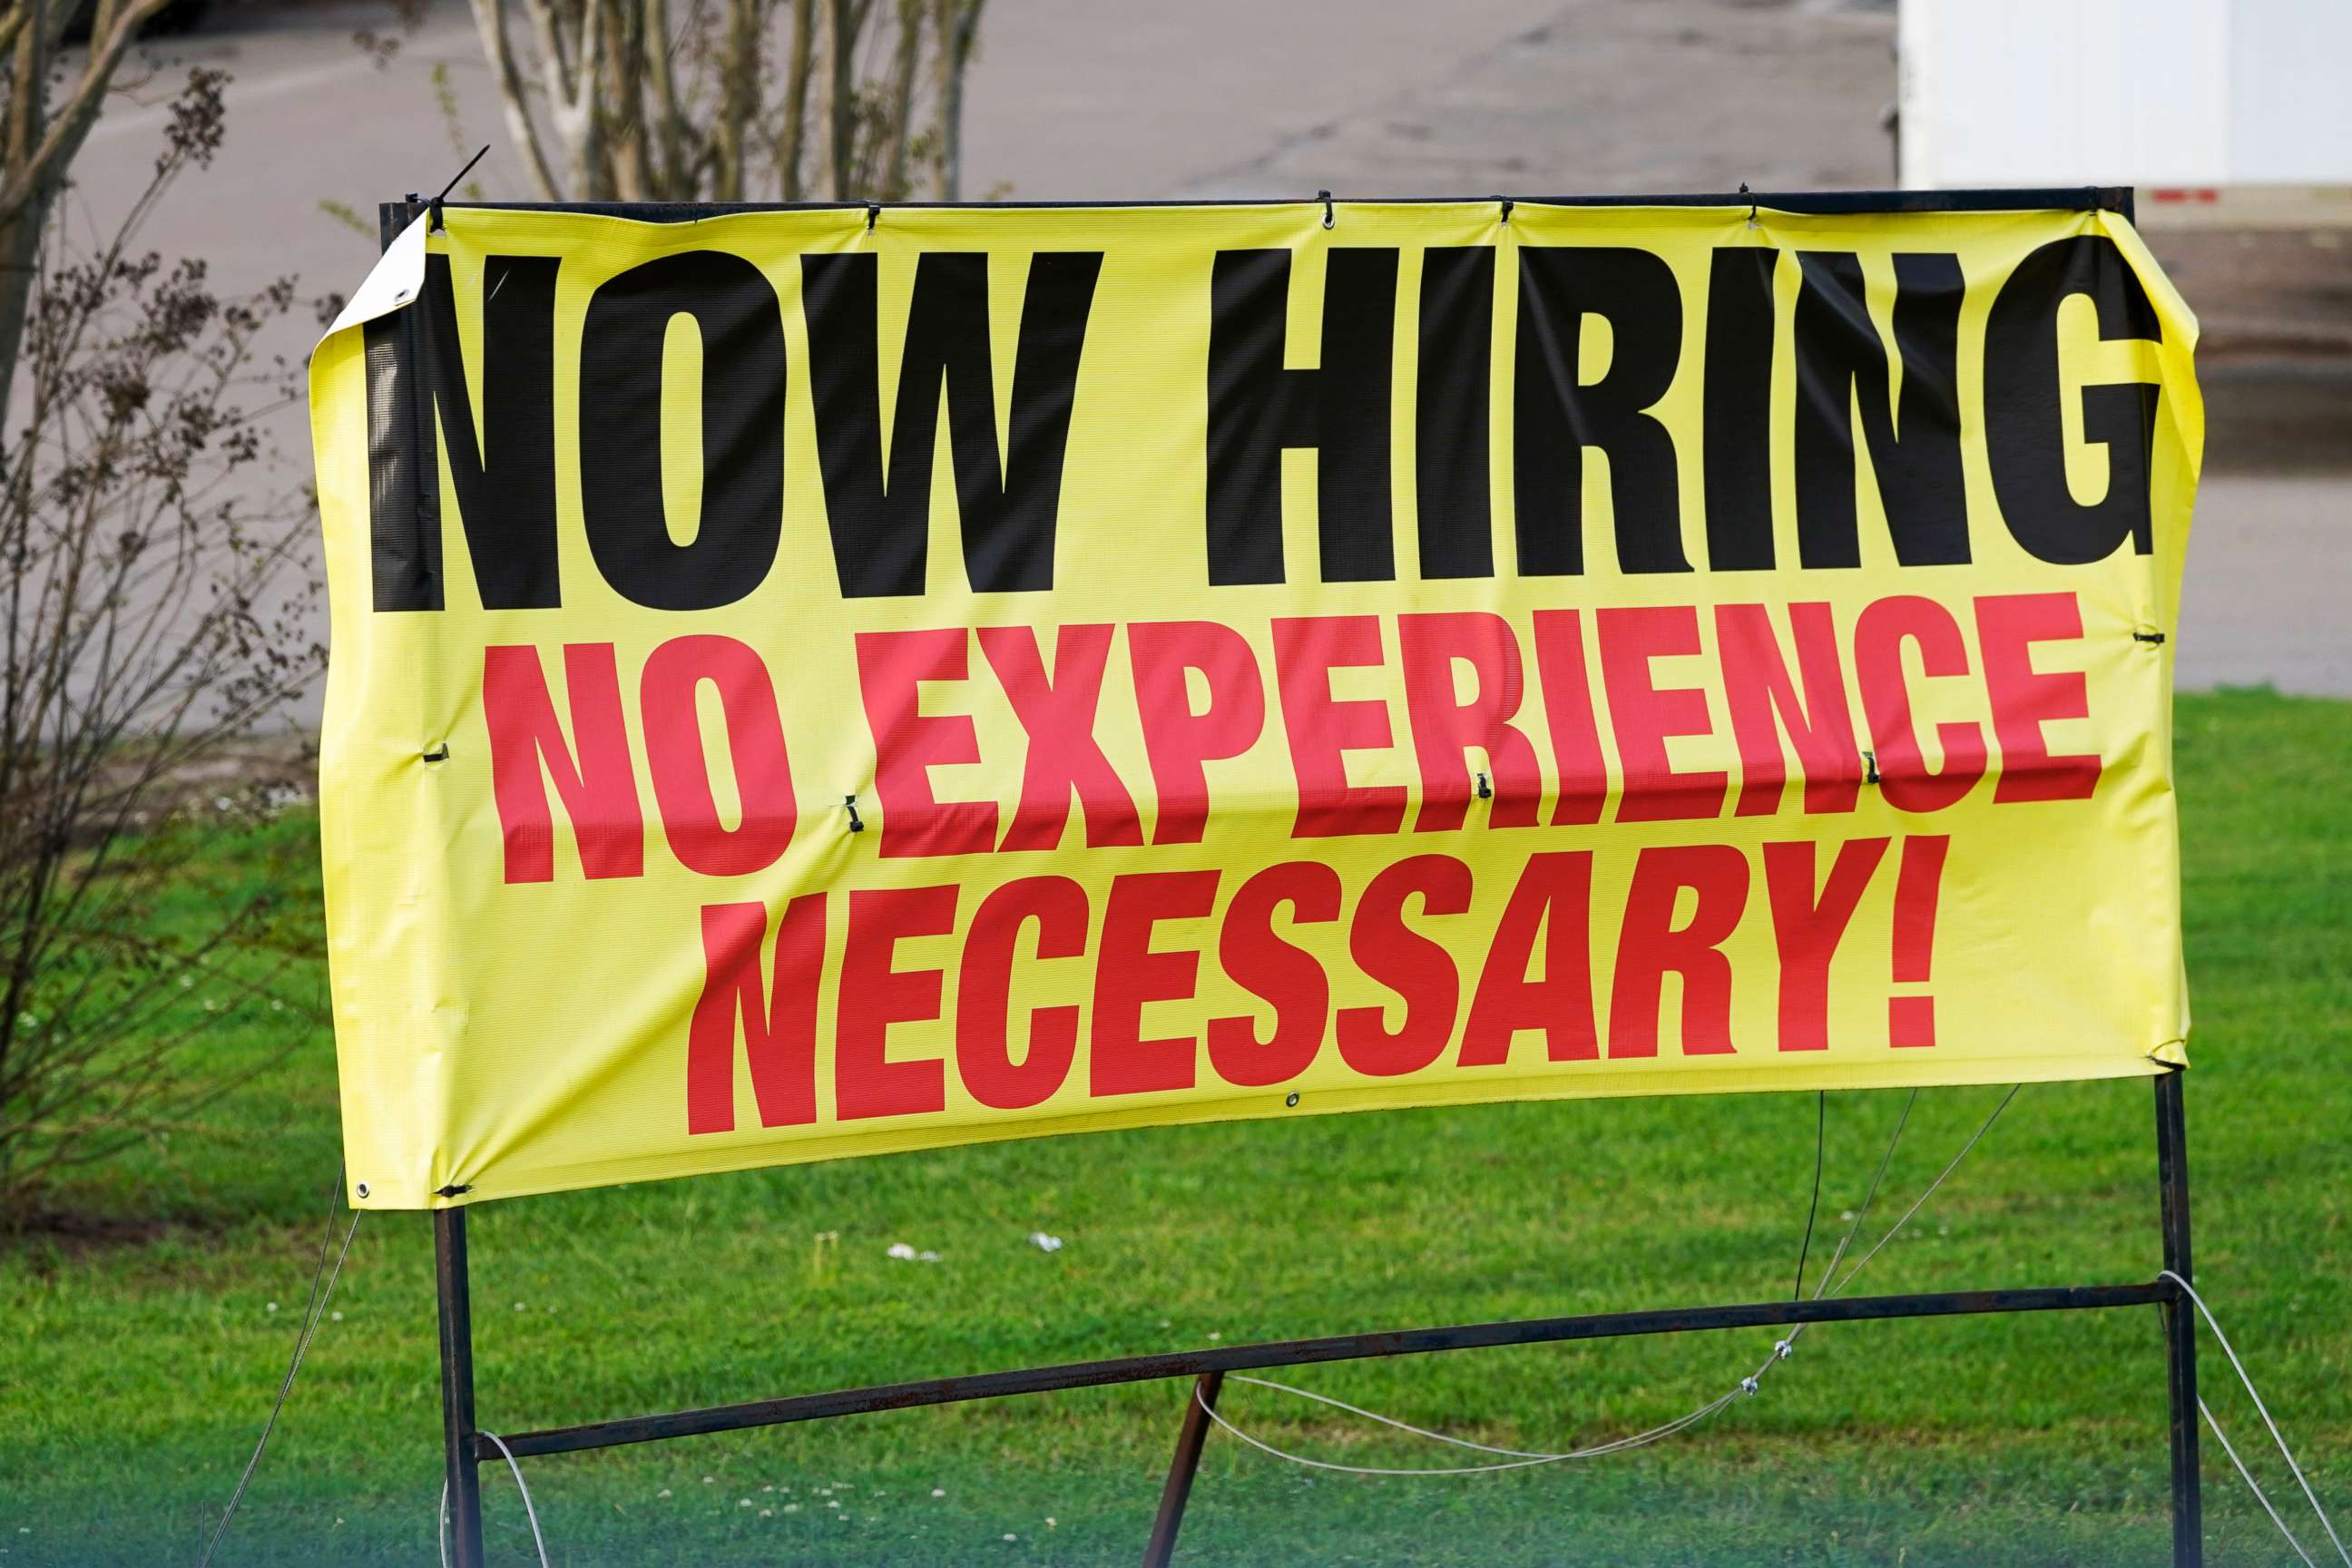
[68,0,2352,702]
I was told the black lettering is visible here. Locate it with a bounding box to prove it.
[1415,246,1494,580]
[1512,247,1689,576]
[804,250,1102,598]
[372,253,562,611]
[1984,234,2162,565]
[1701,246,1777,571]
[1206,247,1399,585]
[579,250,787,611]
[1792,251,1969,568]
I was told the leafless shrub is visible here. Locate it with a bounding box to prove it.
[456,0,987,203]
[0,49,327,1225]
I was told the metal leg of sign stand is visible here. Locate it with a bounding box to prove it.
[1141,1372,1224,1568]
[413,1074,2200,1568]
[436,1207,487,1568]
[2155,1070,2202,1568]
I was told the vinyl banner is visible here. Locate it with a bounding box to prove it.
[309,199,2200,1208]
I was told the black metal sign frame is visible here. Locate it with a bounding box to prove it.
[426,1072,2200,1568]
[374,187,2200,1568]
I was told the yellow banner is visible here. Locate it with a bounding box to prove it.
[309,200,2200,1209]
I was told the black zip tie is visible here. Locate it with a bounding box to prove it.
[1863,750,1880,785]
[1497,196,1514,226]
[427,144,489,235]
[844,794,866,833]
[1318,190,1335,230]
[421,743,450,763]
[866,202,880,233]
[435,1183,473,1198]
[1475,770,1493,800]
[2133,628,2167,644]
[1740,180,1758,229]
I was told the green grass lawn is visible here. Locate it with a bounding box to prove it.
[5,687,2347,1567]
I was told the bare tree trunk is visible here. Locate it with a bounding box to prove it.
[778,0,816,200]
[467,0,564,199]
[878,0,923,200]
[930,0,982,200]
[824,0,856,200]
[0,0,176,424]
[712,0,760,201]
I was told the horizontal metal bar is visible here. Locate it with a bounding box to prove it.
[483,1279,2171,1461]
[405,187,2133,227]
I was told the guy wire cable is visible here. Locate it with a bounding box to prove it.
[193,1166,360,1568]
[1206,1084,1986,1477]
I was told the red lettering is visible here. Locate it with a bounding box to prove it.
[1975,593,2101,803]
[640,635,798,877]
[1610,844,1749,1057]
[1854,596,1987,812]
[836,886,957,1119]
[1596,606,1728,822]
[1129,621,1266,845]
[1337,855,1470,1076]
[956,877,1089,1111]
[977,624,1144,850]
[1761,838,1889,1053]
[1461,851,1598,1064]
[1272,614,1407,838]
[1208,861,1340,1087]
[855,629,999,858]
[1531,609,1610,826]
[482,642,644,883]
[1398,612,1543,831]
[1091,870,1220,1096]
[1717,603,1863,818]
[686,896,825,1133]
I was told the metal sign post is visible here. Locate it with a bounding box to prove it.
[425,1073,2201,1568]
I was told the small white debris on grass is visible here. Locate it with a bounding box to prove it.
[931,1488,946,1498]
[265,1302,279,1313]
[887,1242,917,1260]
[702,1476,715,1485]
[1027,1231,1063,1253]
[918,1250,941,1262]
[1004,1534,1018,1543]
[783,1504,799,1514]
[759,1509,773,1518]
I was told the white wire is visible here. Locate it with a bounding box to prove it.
[193,1179,360,1568]
[2202,1397,2318,1568]
[1209,1086,2014,1479]
[438,1432,553,1568]
[2161,1269,2349,1567]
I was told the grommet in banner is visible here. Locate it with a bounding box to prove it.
[866,202,880,233]
[1497,195,1514,226]
[1863,750,1880,786]
[421,743,450,764]
[2132,626,2167,645]
[1475,770,1493,800]
[1318,190,1335,230]
[844,794,866,833]
[1285,1092,1301,1108]
[355,1181,370,1200]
